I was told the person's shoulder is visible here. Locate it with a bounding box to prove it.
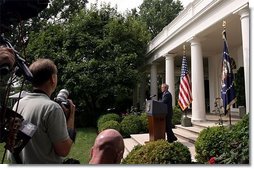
[164,91,170,95]
[30,93,62,109]
[164,91,172,97]
[47,99,62,109]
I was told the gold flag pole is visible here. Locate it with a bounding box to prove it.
[222,20,232,126]
[181,45,188,118]
[182,45,187,117]
[183,44,186,56]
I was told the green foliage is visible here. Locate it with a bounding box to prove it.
[4,0,88,52]
[215,114,249,164]
[195,126,230,163]
[195,115,249,164]
[97,113,121,128]
[98,120,121,133]
[235,67,246,107]
[122,140,191,164]
[172,106,182,126]
[25,4,150,127]
[96,112,148,137]
[139,112,149,133]
[120,114,143,137]
[139,0,183,38]
[66,128,97,164]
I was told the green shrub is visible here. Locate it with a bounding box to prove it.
[195,126,230,163]
[172,106,182,126]
[121,145,143,164]
[97,113,121,129]
[122,140,191,164]
[139,112,148,133]
[120,114,142,138]
[98,120,121,133]
[215,114,249,164]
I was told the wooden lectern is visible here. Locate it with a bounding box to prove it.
[146,100,167,142]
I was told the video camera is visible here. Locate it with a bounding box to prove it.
[0,107,37,154]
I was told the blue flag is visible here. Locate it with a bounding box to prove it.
[221,30,236,115]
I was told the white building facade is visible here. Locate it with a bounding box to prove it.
[138,0,249,121]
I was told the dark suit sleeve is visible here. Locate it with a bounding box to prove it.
[162,92,171,104]
[162,92,173,115]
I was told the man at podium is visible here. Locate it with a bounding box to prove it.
[160,83,177,143]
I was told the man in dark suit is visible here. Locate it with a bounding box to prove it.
[161,83,177,143]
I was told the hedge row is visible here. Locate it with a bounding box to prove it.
[97,106,183,137]
[97,113,148,137]
[195,114,249,164]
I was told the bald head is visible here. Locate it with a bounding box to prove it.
[89,129,124,164]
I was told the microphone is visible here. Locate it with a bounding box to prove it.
[149,94,157,99]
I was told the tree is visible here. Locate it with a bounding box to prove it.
[26,4,150,127]
[2,0,89,100]
[139,0,183,38]
[3,0,88,52]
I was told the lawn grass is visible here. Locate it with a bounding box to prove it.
[0,127,97,164]
[66,128,97,164]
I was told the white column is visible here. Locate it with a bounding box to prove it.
[139,75,146,110]
[150,63,158,100]
[239,8,249,113]
[208,56,215,113]
[189,37,206,121]
[165,54,175,107]
[208,55,221,113]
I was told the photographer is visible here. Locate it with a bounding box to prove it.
[7,58,76,164]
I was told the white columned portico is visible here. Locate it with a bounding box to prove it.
[165,54,175,107]
[150,63,158,100]
[238,7,249,113]
[189,37,206,121]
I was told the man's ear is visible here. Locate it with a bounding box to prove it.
[116,150,124,163]
[50,74,57,84]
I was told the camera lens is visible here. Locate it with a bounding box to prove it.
[54,89,69,108]
[57,89,69,100]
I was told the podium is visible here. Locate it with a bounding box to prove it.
[146,100,167,141]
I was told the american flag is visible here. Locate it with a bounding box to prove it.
[178,55,192,111]
[221,29,236,115]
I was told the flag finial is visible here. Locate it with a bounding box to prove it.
[222,21,226,29]
[222,21,227,40]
